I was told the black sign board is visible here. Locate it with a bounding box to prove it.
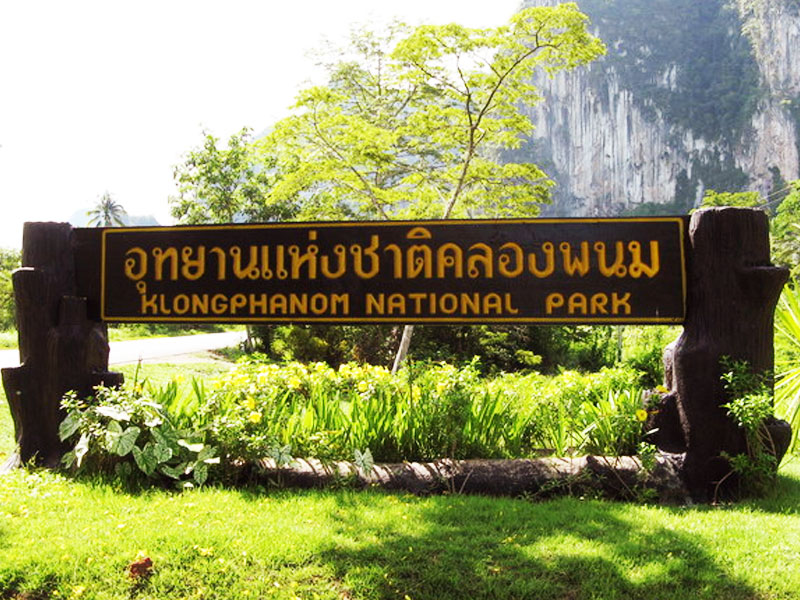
[89,218,687,324]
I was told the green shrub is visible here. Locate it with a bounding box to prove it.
[577,387,649,456]
[488,365,647,456]
[201,358,526,463]
[720,357,780,497]
[59,360,654,485]
[775,282,800,454]
[249,323,622,374]
[59,385,219,487]
[0,247,20,331]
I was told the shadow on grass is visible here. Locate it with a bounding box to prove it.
[319,493,762,600]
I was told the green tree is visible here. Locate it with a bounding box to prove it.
[0,247,21,330]
[263,5,604,223]
[170,128,297,224]
[266,5,604,368]
[170,5,605,368]
[771,181,800,276]
[700,189,762,208]
[700,181,800,276]
[87,192,127,227]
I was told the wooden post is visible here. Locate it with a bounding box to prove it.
[664,208,789,500]
[1,222,122,470]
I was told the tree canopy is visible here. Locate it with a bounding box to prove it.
[701,182,800,277]
[170,128,297,225]
[0,247,20,330]
[772,181,800,276]
[168,4,606,368]
[171,4,605,224]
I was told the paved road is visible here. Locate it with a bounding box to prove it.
[0,330,247,369]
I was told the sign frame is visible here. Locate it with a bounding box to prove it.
[87,217,689,326]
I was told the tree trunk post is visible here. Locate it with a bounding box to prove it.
[663,208,789,500]
[1,222,122,471]
[391,324,415,374]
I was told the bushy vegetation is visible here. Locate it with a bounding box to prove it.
[250,322,671,378]
[0,247,20,331]
[58,359,656,486]
[776,281,800,454]
[579,0,761,143]
[719,357,781,497]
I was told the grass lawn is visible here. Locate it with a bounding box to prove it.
[1,362,799,599]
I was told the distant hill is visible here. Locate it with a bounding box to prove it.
[521,0,800,216]
[67,209,160,228]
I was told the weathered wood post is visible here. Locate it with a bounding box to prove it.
[1,222,122,471]
[663,207,789,500]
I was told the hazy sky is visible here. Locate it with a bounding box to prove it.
[0,0,521,248]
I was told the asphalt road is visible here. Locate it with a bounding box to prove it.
[0,330,247,369]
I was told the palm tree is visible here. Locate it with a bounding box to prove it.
[87,192,127,227]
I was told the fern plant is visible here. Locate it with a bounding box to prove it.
[775,281,800,455]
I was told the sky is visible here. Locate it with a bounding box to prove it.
[0,0,522,249]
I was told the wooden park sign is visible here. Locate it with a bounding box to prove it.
[2,209,793,502]
[75,217,687,325]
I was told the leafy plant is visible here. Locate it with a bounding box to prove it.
[59,386,219,486]
[719,357,779,497]
[775,281,800,454]
[578,387,650,456]
[0,247,20,331]
[56,358,661,491]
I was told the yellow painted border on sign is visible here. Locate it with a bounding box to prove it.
[100,217,688,324]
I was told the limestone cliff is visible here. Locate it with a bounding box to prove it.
[521,0,800,216]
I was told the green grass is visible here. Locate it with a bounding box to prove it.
[117,361,235,389]
[0,465,798,599]
[2,362,800,598]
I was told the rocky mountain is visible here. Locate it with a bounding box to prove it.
[520,0,800,216]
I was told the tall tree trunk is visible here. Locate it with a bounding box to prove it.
[390,188,465,372]
[391,324,414,374]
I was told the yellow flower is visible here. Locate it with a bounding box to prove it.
[244,396,256,410]
[194,545,214,557]
[635,409,649,422]
[69,585,86,600]
[247,411,262,424]
[357,380,369,393]
[286,375,303,390]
